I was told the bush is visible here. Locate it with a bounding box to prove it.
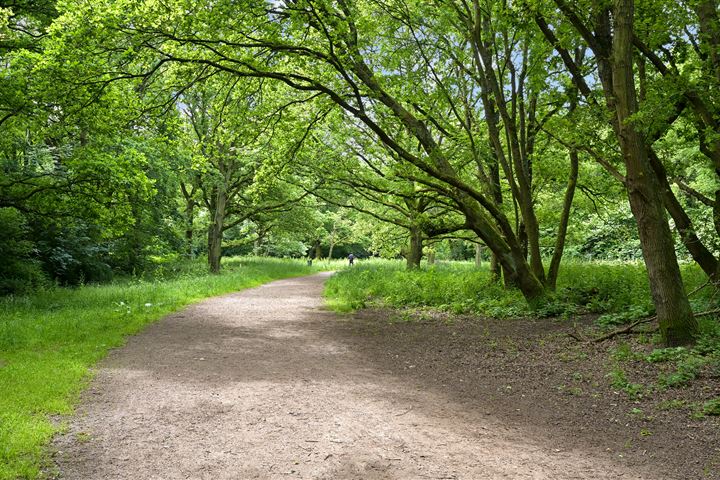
[325,260,532,318]
[33,222,113,286]
[0,208,46,294]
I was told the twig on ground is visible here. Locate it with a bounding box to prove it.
[592,308,719,343]
[567,329,588,342]
[592,317,656,343]
[695,308,720,318]
[687,278,711,298]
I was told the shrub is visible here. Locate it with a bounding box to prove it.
[0,208,46,294]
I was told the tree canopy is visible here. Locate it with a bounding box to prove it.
[1,0,718,345]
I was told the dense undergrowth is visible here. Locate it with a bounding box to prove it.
[0,257,331,480]
[325,259,715,319]
[325,259,720,417]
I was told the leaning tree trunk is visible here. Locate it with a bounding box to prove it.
[488,143,503,282]
[613,0,697,345]
[460,199,545,301]
[547,143,580,289]
[208,187,227,274]
[649,151,719,280]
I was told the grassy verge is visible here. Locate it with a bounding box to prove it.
[325,259,714,319]
[0,256,330,480]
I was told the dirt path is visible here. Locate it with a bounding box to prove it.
[53,273,661,479]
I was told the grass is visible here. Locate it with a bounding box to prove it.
[324,258,713,319]
[0,256,333,480]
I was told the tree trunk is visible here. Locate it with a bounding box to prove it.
[472,18,545,284]
[185,200,194,258]
[406,226,423,269]
[649,151,719,280]
[612,0,697,345]
[488,148,502,282]
[475,243,483,268]
[696,0,720,240]
[181,182,196,259]
[518,222,528,259]
[208,187,227,274]
[489,253,501,280]
[313,239,322,260]
[327,223,337,259]
[547,144,580,289]
[460,199,545,301]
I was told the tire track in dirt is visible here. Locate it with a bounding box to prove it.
[53,272,655,479]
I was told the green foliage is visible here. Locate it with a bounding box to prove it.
[555,262,654,314]
[0,208,46,294]
[611,342,641,361]
[33,221,113,286]
[0,257,318,480]
[645,347,689,363]
[577,214,644,261]
[325,260,530,318]
[694,318,720,355]
[596,306,652,328]
[606,366,645,399]
[701,398,720,416]
[657,354,708,389]
[325,259,693,321]
[656,399,687,411]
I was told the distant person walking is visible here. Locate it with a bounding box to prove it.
[348,253,355,266]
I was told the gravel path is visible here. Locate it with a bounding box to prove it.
[53,272,655,479]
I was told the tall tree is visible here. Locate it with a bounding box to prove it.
[180,76,313,272]
[529,0,703,343]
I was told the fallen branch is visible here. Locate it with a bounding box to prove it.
[568,306,719,345]
[687,278,711,298]
[592,317,656,343]
[695,308,720,318]
[592,308,719,343]
[567,329,588,342]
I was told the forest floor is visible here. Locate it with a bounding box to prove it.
[50,273,718,479]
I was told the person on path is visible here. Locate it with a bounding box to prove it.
[348,253,355,266]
